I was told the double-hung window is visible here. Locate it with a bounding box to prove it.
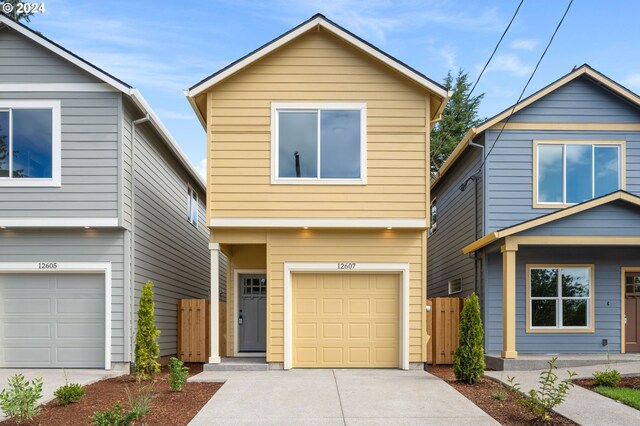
[272,103,366,184]
[535,141,623,206]
[527,265,594,332]
[0,101,61,187]
[187,187,198,227]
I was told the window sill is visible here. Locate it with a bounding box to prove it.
[271,177,366,185]
[0,178,61,187]
[526,327,594,334]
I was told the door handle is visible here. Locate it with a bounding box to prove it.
[239,309,243,325]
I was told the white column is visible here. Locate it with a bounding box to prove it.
[209,243,221,364]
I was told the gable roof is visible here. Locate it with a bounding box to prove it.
[184,14,450,126]
[431,64,640,190]
[462,190,640,253]
[0,13,205,192]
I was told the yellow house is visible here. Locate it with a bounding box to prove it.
[185,14,449,370]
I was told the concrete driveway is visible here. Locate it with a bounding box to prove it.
[0,369,123,421]
[188,369,498,425]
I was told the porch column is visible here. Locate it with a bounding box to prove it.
[209,243,221,364]
[501,240,518,359]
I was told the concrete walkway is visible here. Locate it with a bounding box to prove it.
[486,361,640,426]
[189,369,499,425]
[0,368,123,421]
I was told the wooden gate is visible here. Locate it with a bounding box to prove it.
[426,297,463,365]
[178,299,210,362]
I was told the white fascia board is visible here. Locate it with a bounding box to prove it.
[128,90,206,193]
[210,218,427,228]
[0,218,120,228]
[0,16,130,94]
[185,91,207,129]
[185,16,448,99]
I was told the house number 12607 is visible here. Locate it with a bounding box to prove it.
[337,262,356,270]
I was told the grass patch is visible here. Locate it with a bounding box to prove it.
[595,386,640,410]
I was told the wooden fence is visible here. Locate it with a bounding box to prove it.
[426,297,464,365]
[178,299,227,362]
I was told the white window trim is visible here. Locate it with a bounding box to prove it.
[283,262,410,370]
[448,277,462,295]
[0,100,61,187]
[0,262,112,370]
[270,102,367,185]
[187,185,198,228]
[535,141,624,207]
[233,269,267,357]
[527,265,594,332]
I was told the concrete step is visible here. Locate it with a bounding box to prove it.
[203,357,268,371]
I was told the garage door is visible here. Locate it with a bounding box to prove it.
[293,273,399,368]
[0,273,105,368]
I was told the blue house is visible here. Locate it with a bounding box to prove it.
[428,64,640,366]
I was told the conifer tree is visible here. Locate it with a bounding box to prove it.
[453,293,485,383]
[134,281,160,380]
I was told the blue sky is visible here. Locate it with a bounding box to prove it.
[23,0,640,178]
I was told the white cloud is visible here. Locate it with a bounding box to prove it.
[510,39,539,51]
[623,73,640,90]
[195,158,207,182]
[484,54,533,76]
[439,45,457,70]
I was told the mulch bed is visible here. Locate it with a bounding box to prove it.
[1,363,222,426]
[428,365,577,425]
[574,375,640,391]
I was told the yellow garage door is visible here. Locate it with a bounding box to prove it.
[293,273,399,368]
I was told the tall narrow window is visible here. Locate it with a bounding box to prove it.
[536,142,622,206]
[273,103,366,183]
[187,187,198,227]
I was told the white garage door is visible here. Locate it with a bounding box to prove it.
[0,273,105,368]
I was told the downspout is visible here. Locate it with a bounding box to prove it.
[129,113,150,370]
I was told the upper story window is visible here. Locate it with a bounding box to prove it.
[187,186,198,227]
[0,101,61,187]
[535,141,623,207]
[429,199,437,235]
[271,102,366,184]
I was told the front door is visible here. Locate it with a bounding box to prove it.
[625,271,640,352]
[238,274,267,353]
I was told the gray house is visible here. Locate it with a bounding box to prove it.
[0,15,221,370]
[428,64,640,363]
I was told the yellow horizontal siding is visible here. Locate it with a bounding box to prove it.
[207,28,430,221]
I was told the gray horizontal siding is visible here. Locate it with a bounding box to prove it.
[485,246,637,354]
[0,28,96,83]
[485,129,640,232]
[0,229,126,362]
[125,103,211,357]
[510,76,640,123]
[428,147,482,298]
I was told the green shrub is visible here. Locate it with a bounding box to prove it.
[453,293,485,384]
[126,382,156,420]
[0,373,43,423]
[54,382,85,406]
[593,369,622,388]
[91,402,136,426]
[492,391,507,401]
[508,357,576,422]
[168,357,189,392]
[134,280,160,380]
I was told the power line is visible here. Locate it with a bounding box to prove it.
[469,0,574,183]
[467,0,525,101]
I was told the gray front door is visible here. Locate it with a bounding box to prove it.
[238,274,266,353]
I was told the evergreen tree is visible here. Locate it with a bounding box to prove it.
[134,281,160,380]
[431,69,484,174]
[453,293,485,384]
[2,1,37,22]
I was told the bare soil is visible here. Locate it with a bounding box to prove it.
[428,365,577,425]
[0,364,221,426]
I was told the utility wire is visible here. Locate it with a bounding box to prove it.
[470,0,574,182]
[466,0,525,101]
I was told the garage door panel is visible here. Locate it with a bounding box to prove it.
[0,273,105,368]
[293,273,400,368]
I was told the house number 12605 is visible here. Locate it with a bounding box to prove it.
[38,262,58,269]
[337,262,356,270]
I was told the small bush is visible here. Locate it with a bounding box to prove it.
[453,293,485,384]
[0,373,43,423]
[593,369,622,388]
[126,382,156,420]
[91,402,136,426]
[134,280,161,380]
[168,357,189,392]
[508,357,576,422]
[54,382,85,406]
[492,391,507,401]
